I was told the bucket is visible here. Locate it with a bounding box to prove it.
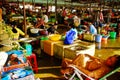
[95,34,102,43]
[109,32,116,39]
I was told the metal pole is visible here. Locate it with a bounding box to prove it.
[23,0,27,35]
[55,0,57,22]
[47,0,48,16]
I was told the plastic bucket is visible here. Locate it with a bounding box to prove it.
[95,34,102,43]
[109,32,116,39]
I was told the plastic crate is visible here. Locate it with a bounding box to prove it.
[43,40,62,56]
[53,42,77,59]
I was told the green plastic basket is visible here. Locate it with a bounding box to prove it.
[109,32,116,39]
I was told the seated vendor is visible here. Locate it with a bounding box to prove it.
[35,17,45,29]
[87,21,97,35]
[47,22,58,34]
[0,52,29,79]
[11,25,25,40]
[61,54,120,79]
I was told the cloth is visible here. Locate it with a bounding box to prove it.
[35,19,45,28]
[99,12,104,22]
[42,14,48,23]
[0,52,8,70]
[89,24,97,34]
[61,54,111,79]
[70,28,78,40]
[11,27,25,40]
[0,8,2,21]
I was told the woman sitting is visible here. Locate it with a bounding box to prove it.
[47,22,58,34]
[35,17,45,29]
[61,54,120,79]
[11,25,25,40]
[1,52,29,79]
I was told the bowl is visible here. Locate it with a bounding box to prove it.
[49,34,61,41]
[30,28,39,34]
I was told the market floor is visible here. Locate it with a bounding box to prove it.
[33,37,120,80]
[33,25,120,80]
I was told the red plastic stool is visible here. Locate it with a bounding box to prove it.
[27,53,38,73]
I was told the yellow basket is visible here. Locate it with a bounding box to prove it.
[49,34,61,41]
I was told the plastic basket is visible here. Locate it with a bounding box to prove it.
[49,34,61,41]
[109,32,116,39]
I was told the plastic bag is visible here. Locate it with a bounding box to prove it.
[64,29,76,44]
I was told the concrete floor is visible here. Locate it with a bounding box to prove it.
[34,25,120,80]
[95,37,120,60]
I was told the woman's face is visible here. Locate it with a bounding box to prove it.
[106,56,118,67]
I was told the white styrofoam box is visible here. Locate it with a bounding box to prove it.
[75,40,95,48]
[77,40,95,55]
[64,44,95,59]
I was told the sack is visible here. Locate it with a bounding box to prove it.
[64,29,76,44]
[86,59,102,71]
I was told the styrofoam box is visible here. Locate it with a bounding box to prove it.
[77,41,95,56]
[75,40,95,48]
[53,42,78,59]
[64,42,95,59]
[43,40,62,56]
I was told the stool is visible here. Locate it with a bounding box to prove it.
[27,53,38,73]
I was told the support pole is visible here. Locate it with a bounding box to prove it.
[55,0,57,22]
[23,0,27,35]
[47,0,48,16]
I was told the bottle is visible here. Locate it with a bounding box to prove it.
[25,43,32,56]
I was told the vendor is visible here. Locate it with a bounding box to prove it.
[87,21,97,35]
[0,52,29,79]
[0,52,27,72]
[5,53,24,66]
[61,54,120,79]
[35,17,45,29]
[11,25,25,40]
[47,22,58,34]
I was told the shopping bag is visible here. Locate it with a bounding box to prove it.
[64,29,76,45]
